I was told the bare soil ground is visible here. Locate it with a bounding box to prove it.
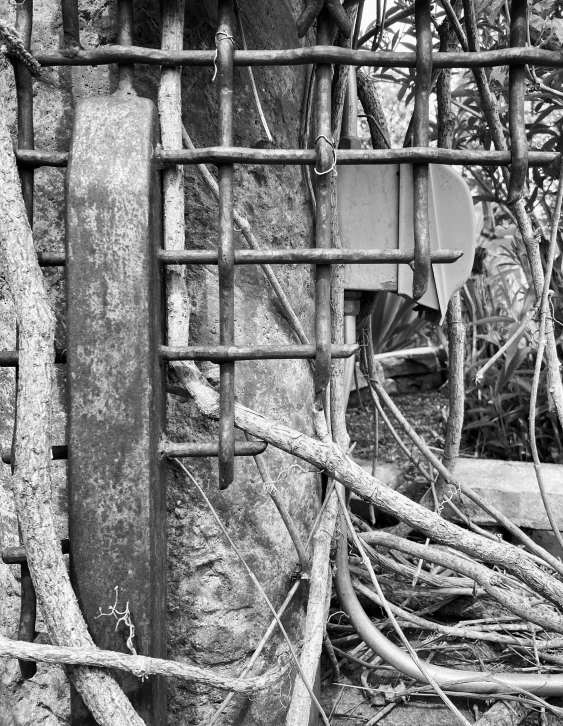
[346,388,449,509]
[346,389,449,464]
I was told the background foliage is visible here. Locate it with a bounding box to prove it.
[362,0,563,461]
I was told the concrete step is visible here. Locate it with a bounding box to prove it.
[453,457,563,530]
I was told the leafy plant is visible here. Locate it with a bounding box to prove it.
[371,292,431,354]
[359,0,563,461]
[461,240,563,462]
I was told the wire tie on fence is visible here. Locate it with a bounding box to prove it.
[314,134,338,177]
[212,31,235,82]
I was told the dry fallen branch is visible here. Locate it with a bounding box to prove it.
[171,363,563,612]
[351,578,555,647]
[285,490,337,726]
[359,530,563,637]
[436,22,465,500]
[338,490,472,726]
[359,332,536,551]
[286,165,346,724]
[0,634,288,691]
[367,365,563,578]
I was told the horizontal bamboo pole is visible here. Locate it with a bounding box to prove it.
[31,248,464,268]
[1,441,268,464]
[3,539,69,564]
[161,440,267,457]
[15,149,68,167]
[1,343,359,367]
[159,248,463,265]
[157,147,556,167]
[0,348,65,366]
[35,251,66,266]
[160,344,358,362]
[16,147,559,169]
[32,45,563,70]
[1,444,67,463]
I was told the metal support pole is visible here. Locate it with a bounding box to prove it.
[507,0,528,203]
[216,0,236,489]
[314,10,334,395]
[66,96,166,725]
[412,0,432,300]
[340,66,361,150]
[61,0,81,50]
[117,0,135,92]
[14,0,34,224]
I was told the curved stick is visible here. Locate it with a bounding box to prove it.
[334,525,563,697]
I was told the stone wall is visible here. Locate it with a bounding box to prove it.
[0,1,320,723]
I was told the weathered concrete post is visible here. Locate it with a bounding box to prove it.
[65,94,166,725]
